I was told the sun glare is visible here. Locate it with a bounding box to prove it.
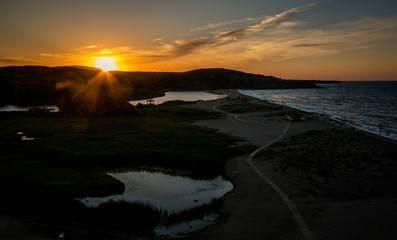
[94,57,118,71]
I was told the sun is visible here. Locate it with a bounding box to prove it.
[94,57,118,71]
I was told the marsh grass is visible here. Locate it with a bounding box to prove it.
[0,103,241,233]
[162,198,224,226]
[87,200,162,231]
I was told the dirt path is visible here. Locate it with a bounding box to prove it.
[190,154,305,240]
[214,99,316,240]
[189,92,334,239]
[189,91,397,240]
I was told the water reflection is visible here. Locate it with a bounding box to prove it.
[0,105,59,112]
[129,91,226,106]
[21,136,35,141]
[155,214,218,237]
[0,105,30,111]
[79,170,233,212]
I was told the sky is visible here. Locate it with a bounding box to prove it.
[1,0,397,80]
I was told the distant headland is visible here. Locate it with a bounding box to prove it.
[0,66,325,108]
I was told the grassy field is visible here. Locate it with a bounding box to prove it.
[257,129,397,199]
[0,102,250,238]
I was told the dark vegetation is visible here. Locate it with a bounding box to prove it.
[162,198,224,226]
[157,68,318,90]
[0,101,251,239]
[0,66,164,106]
[258,129,397,199]
[88,200,162,231]
[0,65,316,238]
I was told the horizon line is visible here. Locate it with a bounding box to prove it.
[1,64,397,82]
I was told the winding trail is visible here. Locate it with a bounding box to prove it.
[213,103,316,240]
[192,93,397,240]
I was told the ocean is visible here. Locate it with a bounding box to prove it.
[239,82,397,141]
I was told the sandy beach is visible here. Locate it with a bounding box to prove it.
[188,90,397,240]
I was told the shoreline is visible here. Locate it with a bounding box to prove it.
[237,88,397,142]
[188,89,397,240]
[1,89,395,240]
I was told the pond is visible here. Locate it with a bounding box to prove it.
[79,170,233,237]
[79,170,233,212]
[0,105,59,112]
[128,91,226,106]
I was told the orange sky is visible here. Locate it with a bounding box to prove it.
[1,1,397,80]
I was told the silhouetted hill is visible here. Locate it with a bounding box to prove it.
[312,80,341,84]
[0,66,318,113]
[0,66,89,106]
[159,68,317,90]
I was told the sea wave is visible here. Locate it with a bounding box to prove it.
[238,84,397,141]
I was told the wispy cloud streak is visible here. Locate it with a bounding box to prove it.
[191,17,264,32]
[0,57,38,65]
[0,58,26,64]
[293,43,329,48]
[160,3,317,59]
[28,4,317,67]
[219,3,316,38]
[17,4,397,76]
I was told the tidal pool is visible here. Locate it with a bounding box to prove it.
[129,91,226,106]
[79,170,233,212]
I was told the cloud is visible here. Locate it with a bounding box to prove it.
[246,50,262,62]
[140,15,397,71]
[145,3,317,60]
[276,21,305,28]
[244,3,316,34]
[23,6,397,74]
[237,16,397,63]
[0,57,38,65]
[40,53,68,58]
[172,37,217,57]
[191,17,264,32]
[292,43,329,48]
[293,16,397,48]
[74,45,100,51]
[0,58,25,64]
[25,4,317,68]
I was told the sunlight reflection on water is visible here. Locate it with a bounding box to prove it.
[129,91,226,106]
[79,170,233,237]
[79,170,233,212]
